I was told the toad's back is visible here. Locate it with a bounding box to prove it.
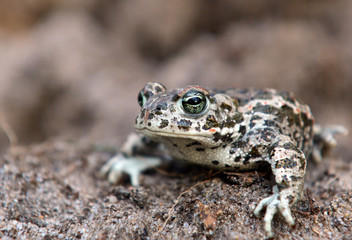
[222,88,314,158]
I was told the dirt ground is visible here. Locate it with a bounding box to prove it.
[0,1,351,239]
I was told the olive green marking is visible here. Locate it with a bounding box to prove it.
[147,113,155,120]
[233,113,244,124]
[213,132,233,143]
[252,90,274,100]
[177,119,192,130]
[253,103,279,115]
[220,102,232,111]
[159,119,169,129]
[169,104,176,113]
[202,115,219,130]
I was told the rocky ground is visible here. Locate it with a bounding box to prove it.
[0,0,351,239]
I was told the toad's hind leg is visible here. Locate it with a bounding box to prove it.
[254,135,306,238]
[312,124,348,163]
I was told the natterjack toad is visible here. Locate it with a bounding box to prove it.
[101,82,347,238]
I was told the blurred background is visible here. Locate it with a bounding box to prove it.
[0,0,351,156]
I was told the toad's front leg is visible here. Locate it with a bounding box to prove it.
[254,135,306,238]
[100,132,162,186]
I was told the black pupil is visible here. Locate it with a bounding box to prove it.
[187,97,201,105]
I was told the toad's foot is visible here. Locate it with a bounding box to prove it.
[100,154,161,186]
[254,186,294,238]
[312,125,348,163]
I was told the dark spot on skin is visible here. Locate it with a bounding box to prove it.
[280,91,296,105]
[243,155,250,165]
[229,149,235,154]
[140,109,146,119]
[155,86,163,92]
[186,142,201,147]
[173,143,178,147]
[287,195,295,205]
[169,104,176,113]
[223,116,236,128]
[177,119,192,131]
[253,103,279,115]
[220,102,232,111]
[290,175,302,182]
[234,156,241,162]
[233,99,239,109]
[214,109,220,118]
[132,146,138,154]
[213,132,233,143]
[280,175,290,187]
[250,115,262,121]
[172,94,181,102]
[147,113,155,120]
[276,104,298,127]
[275,158,298,169]
[300,111,313,128]
[253,90,274,100]
[196,148,205,152]
[261,128,277,142]
[268,141,279,157]
[249,115,263,129]
[264,120,278,127]
[155,111,163,115]
[148,122,151,127]
[283,142,298,151]
[277,184,287,191]
[211,146,220,149]
[239,125,246,137]
[159,119,169,128]
[248,128,277,142]
[156,102,168,111]
[212,160,219,165]
[233,113,244,124]
[249,147,261,158]
[231,140,247,149]
[299,156,306,170]
[202,115,219,130]
[222,144,227,148]
[195,126,200,131]
[225,164,231,168]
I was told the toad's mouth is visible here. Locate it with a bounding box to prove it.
[135,127,214,140]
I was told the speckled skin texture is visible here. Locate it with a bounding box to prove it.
[101,82,345,238]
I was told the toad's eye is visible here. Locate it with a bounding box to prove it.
[137,91,147,107]
[181,90,208,114]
